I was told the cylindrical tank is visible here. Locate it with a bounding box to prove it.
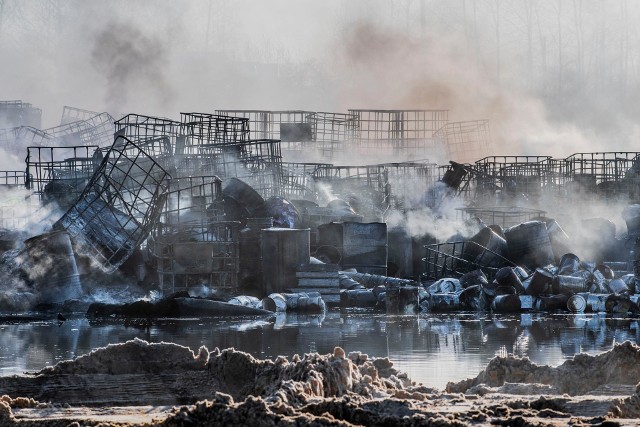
[491,294,521,313]
[24,230,82,303]
[524,268,553,296]
[340,289,378,308]
[387,226,413,278]
[261,228,310,294]
[504,221,555,269]
[317,222,387,275]
[464,227,508,268]
[239,217,273,295]
[553,275,589,295]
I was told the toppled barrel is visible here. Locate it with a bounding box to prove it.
[504,221,555,269]
[262,292,326,313]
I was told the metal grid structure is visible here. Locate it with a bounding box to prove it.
[60,106,100,125]
[115,114,182,154]
[0,171,28,187]
[433,120,491,163]
[563,152,640,200]
[308,112,357,160]
[149,175,239,295]
[312,164,390,219]
[280,162,331,201]
[473,156,555,202]
[196,139,284,198]
[179,112,249,154]
[0,100,42,128]
[54,135,170,272]
[26,145,100,207]
[215,110,314,157]
[0,126,51,153]
[376,160,440,210]
[423,240,514,281]
[457,206,547,229]
[348,109,449,155]
[44,112,115,147]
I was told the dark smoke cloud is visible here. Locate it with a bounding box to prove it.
[91,22,173,114]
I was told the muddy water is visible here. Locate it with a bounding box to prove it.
[0,311,638,389]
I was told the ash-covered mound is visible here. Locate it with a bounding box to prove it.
[447,340,640,395]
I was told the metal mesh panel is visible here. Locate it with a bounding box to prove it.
[434,120,491,163]
[457,206,547,229]
[54,136,170,272]
[308,112,357,160]
[44,112,115,147]
[60,106,100,125]
[179,112,249,154]
[115,114,182,154]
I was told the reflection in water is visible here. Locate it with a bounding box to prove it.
[0,311,638,388]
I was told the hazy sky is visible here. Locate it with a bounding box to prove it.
[1,0,639,156]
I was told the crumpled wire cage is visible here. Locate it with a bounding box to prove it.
[60,106,100,125]
[26,145,101,207]
[44,112,115,147]
[179,112,249,154]
[54,135,170,272]
[457,206,547,229]
[423,240,514,281]
[563,152,640,200]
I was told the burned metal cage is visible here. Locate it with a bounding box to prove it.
[54,136,170,272]
[26,145,100,207]
[434,120,491,163]
[0,171,28,187]
[179,112,249,154]
[115,114,182,155]
[377,161,440,210]
[196,139,284,198]
[60,106,100,125]
[563,152,640,200]
[215,110,314,158]
[308,112,357,160]
[474,156,555,202]
[45,112,115,147]
[280,162,331,201]
[457,206,547,229]
[150,175,239,295]
[423,240,514,281]
[348,109,449,156]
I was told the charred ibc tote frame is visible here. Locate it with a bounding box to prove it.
[0,100,42,129]
[54,135,170,273]
[348,109,449,157]
[562,152,640,201]
[43,112,115,147]
[433,120,492,164]
[457,206,547,229]
[374,160,440,211]
[149,176,240,295]
[197,139,284,199]
[179,112,249,154]
[115,114,183,155]
[307,112,357,161]
[280,162,331,202]
[215,110,314,159]
[60,106,101,125]
[25,145,101,208]
[423,240,515,281]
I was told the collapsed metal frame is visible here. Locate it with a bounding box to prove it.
[149,175,239,295]
[179,112,249,154]
[44,112,115,147]
[434,120,491,163]
[60,106,100,125]
[423,240,515,281]
[54,136,170,272]
[348,109,449,155]
[115,114,182,155]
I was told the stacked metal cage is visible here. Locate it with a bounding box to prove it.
[308,112,357,160]
[377,161,440,210]
[562,152,640,201]
[149,176,240,295]
[433,120,491,163]
[216,110,314,159]
[60,106,100,125]
[54,135,170,272]
[280,162,331,202]
[179,112,249,155]
[348,109,449,157]
[26,145,101,208]
[457,206,547,229]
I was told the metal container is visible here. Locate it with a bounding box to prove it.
[544,219,572,263]
[262,292,325,313]
[24,230,82,303]
[491,294,521,313]
[387,227,413,278]
[222,178,266,222]
[228,295,262,309]
[428,293,463,311]
[622,204,640,237]
[558,253,581,275]
[525,268,553,296]
[494,267,525,294]
[385,286,420,314]
[504,221,555,269]
[459,269,488,288]
[586,293,609,312]
[567,294,587,313]
[261,228,310,294]
[553,275,589,295]
[519,295,534,310]
[340,289,377,307]
[239,217,273,295]
[265,196,300,228]
[428,278,460,294]
[464,227,508,268]
[317,222,387,275]
[608,278,629,294]
[534,294,569,311]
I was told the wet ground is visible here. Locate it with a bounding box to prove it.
[0,310,638,389]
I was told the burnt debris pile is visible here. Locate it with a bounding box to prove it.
[1,101,640,317]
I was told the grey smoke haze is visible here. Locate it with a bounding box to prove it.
[0,0,639,158]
